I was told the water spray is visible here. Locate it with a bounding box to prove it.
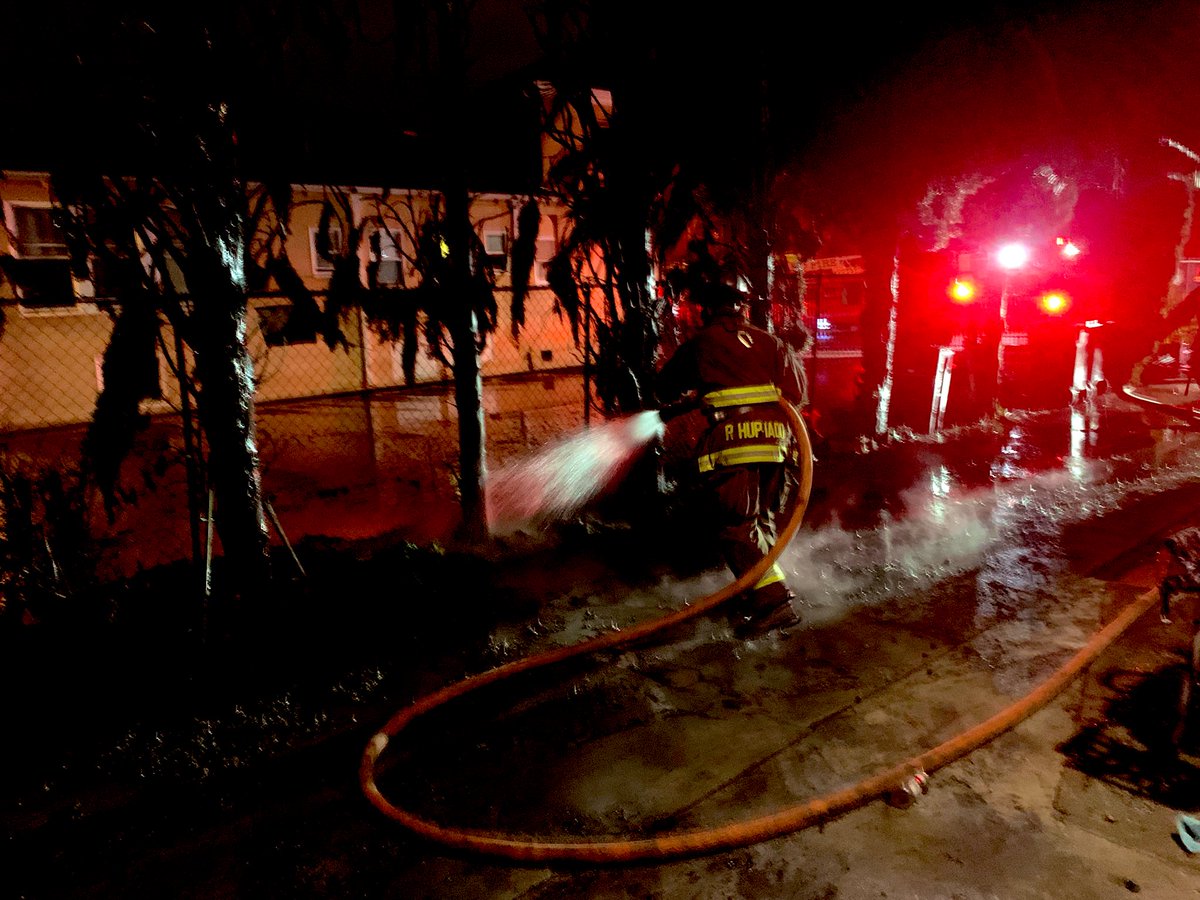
[362,402,1174,862]
[485,410,667,531]
[362,399,815,860]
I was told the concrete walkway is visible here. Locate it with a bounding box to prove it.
[368,404,1200,899]
[10,400,1200,899]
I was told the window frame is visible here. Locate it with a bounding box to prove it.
[482,228,509,272]
[4,200,69,259]
[532,236,556,286]
[370,226,405,286]
[3,200,93,310]
[309,225,343,276]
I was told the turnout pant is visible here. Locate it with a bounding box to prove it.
[700,461,794,618]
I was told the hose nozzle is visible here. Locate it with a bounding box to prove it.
[658,397,700,423]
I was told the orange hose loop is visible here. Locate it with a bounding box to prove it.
[361,405,1155,863]
[361,401,811,858]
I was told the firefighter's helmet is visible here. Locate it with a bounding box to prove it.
[694,282,746,318]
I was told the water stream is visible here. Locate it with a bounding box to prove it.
[485,410,665,531]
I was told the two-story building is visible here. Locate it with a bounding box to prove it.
[0,172,577,434]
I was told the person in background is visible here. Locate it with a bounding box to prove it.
[1070,318,1111,408]
[656,281,810,639]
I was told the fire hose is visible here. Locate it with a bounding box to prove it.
[360,400,1160,862]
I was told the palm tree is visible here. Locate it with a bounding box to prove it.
[51,10,282,597]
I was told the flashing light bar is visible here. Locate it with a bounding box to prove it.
[949,278,977,303]
[997,242,1030,270]
[1039,291,1070,315]
[1055,235,1083,259]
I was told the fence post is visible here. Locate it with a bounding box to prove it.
[175,324,203,572]
[583,290,592,427]
[358,304,370,392]
[357,306,378,473]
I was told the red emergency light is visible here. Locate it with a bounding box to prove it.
[1056,236,1082,259]
[1038,291,1070,315]
[997,242,1030,271]
[948,278,977,304]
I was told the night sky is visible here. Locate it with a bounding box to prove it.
[4,1,1200,210]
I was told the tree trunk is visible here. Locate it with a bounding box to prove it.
[858,226,901,438]
[451,306,487,542]
[194,284,271,594]
[745,221,773,330]
[434,0,489,544]
[616,224,658,412]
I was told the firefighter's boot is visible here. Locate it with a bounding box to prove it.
[732,585,801,639]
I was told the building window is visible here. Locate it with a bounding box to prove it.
[533,237,556,285]
[309,226,342,276]
[370,228,405,286]
[482,229,508,272]
[2,202,75,307]
[10,205,68,258]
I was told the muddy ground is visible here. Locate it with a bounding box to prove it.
[6,400,1200,898]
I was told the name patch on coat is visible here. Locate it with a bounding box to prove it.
[725,420,789,441]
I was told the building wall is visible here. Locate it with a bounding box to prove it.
[0,303,113,429]
[0,174,579,434]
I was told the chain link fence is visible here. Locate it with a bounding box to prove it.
[0,279,866,583]
[0,286,600,576]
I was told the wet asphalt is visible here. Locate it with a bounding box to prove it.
[8,393,1200,898]
[369,396,1200,898]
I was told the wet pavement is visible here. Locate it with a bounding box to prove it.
[369,396,1200,896]
[8,391,1200,898]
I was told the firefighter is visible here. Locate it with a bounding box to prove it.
[656,281,809,639]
